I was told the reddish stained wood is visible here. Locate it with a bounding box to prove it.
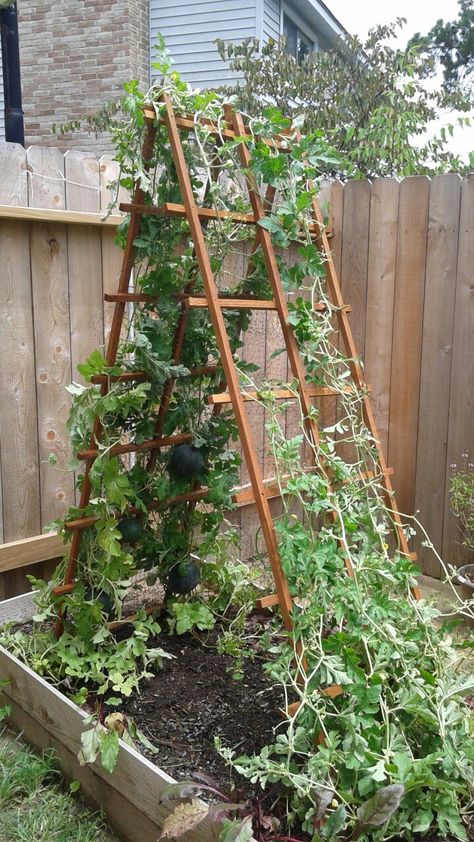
[76,432,192,460]
[164,95,296,632]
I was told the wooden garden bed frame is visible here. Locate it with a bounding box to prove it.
[0,591,218,842]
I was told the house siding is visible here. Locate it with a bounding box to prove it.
[263,0,280,42]
[150,0,256,88]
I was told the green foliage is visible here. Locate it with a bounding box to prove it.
[216,19,472,178]
[0,728,115,841]
[5,47,473,840]
[167,602,215,635]
[410,0,474,95]
[450,452,474,551]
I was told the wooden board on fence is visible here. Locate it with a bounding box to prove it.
[99,155,126,345]
[0,144,41,598]
[442,174,474,569]
[28,147,74,538]
[388,176,430,519]
[65,151,104,380]
[0,532,64,574]
[339,180,370,359]
[415,175,462,577]
[364,179,400,455]
[0,646,218,842]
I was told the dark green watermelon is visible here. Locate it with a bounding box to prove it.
[167,561,200,595]
[117,517,144,544]
[167,444,205,480]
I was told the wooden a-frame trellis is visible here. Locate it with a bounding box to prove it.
[53,96,420,679]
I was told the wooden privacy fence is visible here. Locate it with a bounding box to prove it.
[0,141,472,595]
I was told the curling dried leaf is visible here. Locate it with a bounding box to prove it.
[159,799,209,838]
[357,784,405,827]
[159,781,202,804]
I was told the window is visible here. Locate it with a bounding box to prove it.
[283,12,314,64]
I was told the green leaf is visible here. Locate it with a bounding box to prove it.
[219,816,257,842]
[99,728,120,774]
[357,784,404,827]
[321,804,347,839]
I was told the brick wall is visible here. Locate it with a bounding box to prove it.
[18,0,149,151]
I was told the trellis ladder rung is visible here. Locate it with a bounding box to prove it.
[104,292,157,303]
[186,296,277,310]
[63,487,209,532]
[90,365,219,386]
[76,432,192,461]
[208,384,353,405]
[120,202,328,236]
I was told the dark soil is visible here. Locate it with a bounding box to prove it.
[121,614,285,789]
[120,616,474,842]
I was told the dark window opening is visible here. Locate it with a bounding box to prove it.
[283,12,314,64]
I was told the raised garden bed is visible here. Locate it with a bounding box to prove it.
[0,590,218,842]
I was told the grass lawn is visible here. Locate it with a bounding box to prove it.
[0,727,119,842]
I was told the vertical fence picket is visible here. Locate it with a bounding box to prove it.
[0,143,41,596]
[27,147,74,549]
[64,151,104,380]
[415,175,461,577]
[364,179,400,456]
[99,155,125,345]
[339,180,370,359]
[442,175,474,569]
[388,176,430,519]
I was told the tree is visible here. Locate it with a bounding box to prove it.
[216,19,472,179]
[410,0,474,95]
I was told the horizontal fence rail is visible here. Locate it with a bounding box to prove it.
[0,141,472,595]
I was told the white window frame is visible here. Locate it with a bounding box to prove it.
[280,1,319,58]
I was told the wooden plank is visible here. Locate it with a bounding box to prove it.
[0,591,36,624]
[64,151,104,382]
[99,155,127,345]
[0,143,41,598]
[209,385,349,404]
[0,532,64,573]
[0,203,122,226]
[187,296,277,309]
[364,178,400,455]
[27,146,74,533]
[414,175,461,577]
[165,97,296,630]
[339,180,370,359]
[388,177,430,519]
[442,175,474,569]
[0,646,218,842]
[121,200,256,225]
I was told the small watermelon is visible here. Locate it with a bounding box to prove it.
[167,561,200,595]
[167,444,205,480]
[117,517,144,544]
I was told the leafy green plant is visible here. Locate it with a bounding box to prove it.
[2,39,473,841]
[216,19,472,178]
[79,711,157,774]
[450,452,474,551]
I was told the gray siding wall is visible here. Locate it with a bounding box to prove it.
[0,42,4,142]
[263,0,280,42]
[150,0,257,88]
